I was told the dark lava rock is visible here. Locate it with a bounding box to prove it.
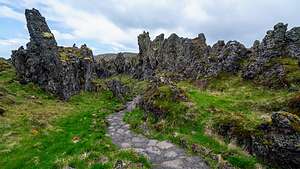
[11,9,94,100]
[253,112,300,169]
[95,53,138,78]
[286,27,300,58]
[96,23,300,89]
[242,23,300,88]
[106,80,129,102]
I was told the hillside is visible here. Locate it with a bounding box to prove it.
[1,8,300,169]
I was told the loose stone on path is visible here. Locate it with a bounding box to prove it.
[107,96,210,169]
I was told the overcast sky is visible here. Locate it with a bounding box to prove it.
[0,0,299,58]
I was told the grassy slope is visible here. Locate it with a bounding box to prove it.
[124,75,297,169]
[0,68,150,169]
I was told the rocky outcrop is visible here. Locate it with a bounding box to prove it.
[95,53,138,78]
[96,31,250,81]
[11,9,94,100]
[106,80,129,102]
[135,32,212,79]
[243,23,300,88]
[253,112,300,169]
[214,110,300,168]
[140,82,187,121]
[97,23,300,89]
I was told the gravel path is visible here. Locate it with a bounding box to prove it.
[107,96,210,169]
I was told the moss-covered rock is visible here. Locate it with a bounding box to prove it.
[106,80,129,102]
[58,45,93,62]
[140,83,188,123]
[213,112,258,140]
[253,112,300,168]
[288,93,300,116]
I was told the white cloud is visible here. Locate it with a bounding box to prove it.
[52,30,75,40]
[15,0,144,51]
[0,38,27,58]
[0,38,27,46]
[1,0,299,53]
[0,5,25,22]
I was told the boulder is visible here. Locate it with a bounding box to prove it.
[106,80,129,102]
[253,112,300,168]
[11,9,94,100]
[140,83,187,121]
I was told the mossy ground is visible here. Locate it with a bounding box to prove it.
[124,75,297,169]
[0,67,150,169]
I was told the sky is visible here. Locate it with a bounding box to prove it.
[0,0,299,58]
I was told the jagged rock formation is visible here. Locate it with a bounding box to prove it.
[95,53,138,78]
[253,112,300,168]
[134,32,249,80]
[98,23,300,89]
[243,23,300,88]
[11,9,94,100]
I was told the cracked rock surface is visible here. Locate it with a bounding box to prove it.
[107,96,210,169]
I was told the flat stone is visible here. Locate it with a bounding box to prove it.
[161,159,183,169]
[157,141,174,150]
[146,146,161,155]
[132,137,145,143]
[147,139,158,146]
[121,143,131,148]
[164,151,178,158]
[117,129,124,133]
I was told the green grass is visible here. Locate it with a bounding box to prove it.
[124,107,257,168]
[0,68,150,169]
[124,76,297,168]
